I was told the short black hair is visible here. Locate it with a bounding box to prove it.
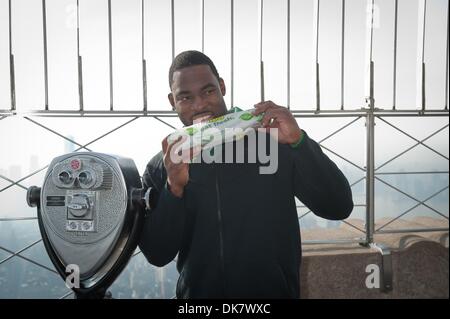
[169,50,220,88]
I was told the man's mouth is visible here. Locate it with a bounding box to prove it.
[193,112,214,124]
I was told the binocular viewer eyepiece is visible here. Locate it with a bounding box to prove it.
[27,152,157,299]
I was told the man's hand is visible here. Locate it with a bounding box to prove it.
[252,101,302,145]
[162,136,201,198]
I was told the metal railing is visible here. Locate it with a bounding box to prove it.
[0,0,448,298]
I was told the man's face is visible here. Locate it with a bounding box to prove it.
[168,64,228,126]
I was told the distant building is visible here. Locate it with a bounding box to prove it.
[64,135,76,153]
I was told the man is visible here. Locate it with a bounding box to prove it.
[139,50,353,298]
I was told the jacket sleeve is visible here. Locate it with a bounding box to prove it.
[291,130,354,220]
[138,155,186,267]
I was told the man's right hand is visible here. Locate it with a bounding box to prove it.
[162,136,201,198]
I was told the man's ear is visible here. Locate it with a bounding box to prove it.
[168,93,175,111]
[219,78,226,96]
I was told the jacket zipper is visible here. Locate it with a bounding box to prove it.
[215,166,226,296]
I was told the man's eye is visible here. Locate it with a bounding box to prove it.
[205,89,215,95]
[180,96,191,101]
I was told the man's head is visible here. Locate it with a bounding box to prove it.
[168,50,228,126]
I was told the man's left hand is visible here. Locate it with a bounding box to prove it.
[252,101,302,145]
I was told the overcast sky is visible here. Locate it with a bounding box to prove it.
[0,0,448,219]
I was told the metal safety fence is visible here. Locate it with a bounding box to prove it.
[0,0,448,298]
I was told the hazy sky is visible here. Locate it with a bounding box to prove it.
[0,0,448,219]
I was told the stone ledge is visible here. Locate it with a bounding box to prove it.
[299,217,448,298]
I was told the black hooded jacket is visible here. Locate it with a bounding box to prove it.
[139,130,353,298]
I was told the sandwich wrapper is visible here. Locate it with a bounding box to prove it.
[167,108,264,154]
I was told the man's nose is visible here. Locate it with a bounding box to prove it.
[192,96,208,112]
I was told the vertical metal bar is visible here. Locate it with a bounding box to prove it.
[287,0,290,109]
[259,0,264,102]
[108,0,113,111]
[421,1,426,112]
[445,4,449,111]
[231,0,234,107]
[417,0,426,111]
[201,0,205,53]
[340,0,345,110]
[42,0,49,110]
[313,0,320,111]
[171,0,175,60]
[365,0,375,245]
[77,0,83,111]
[77,1,80,57]
[392,0,398,110]
[142,0,147,111]
[260,62,265,102]
[9,0,15,111]
[364,0,375,110]
[365,112,375,244]
[8,0,11,57]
